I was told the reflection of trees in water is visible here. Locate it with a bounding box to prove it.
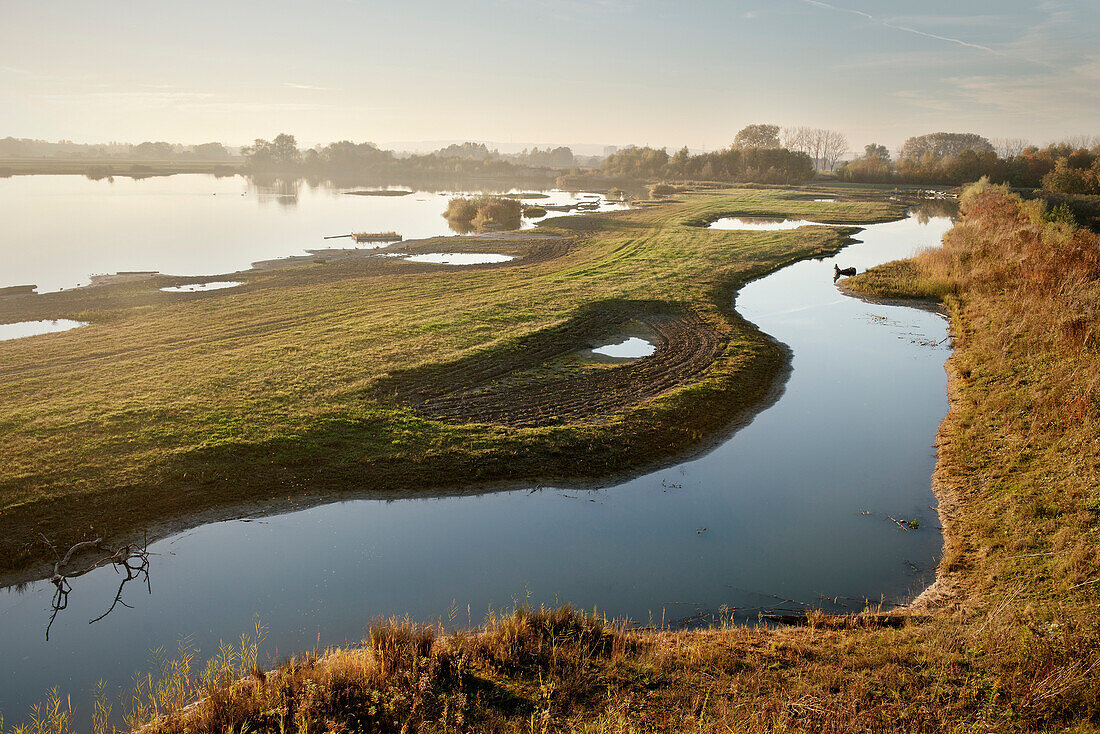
[249,176,301,207]
[40,534,151,641]
[250,173,554,197]
[912,198,960,224]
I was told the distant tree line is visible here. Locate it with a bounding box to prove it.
[242,134,571,180]
[0,136,232,160]
[839,132,1100,194]
[595,124,823,185]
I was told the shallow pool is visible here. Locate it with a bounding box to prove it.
[592,337,656,358]
[709,216,825,231]
[0,319,87,341]
[159,281,243,293]
[403,253,515,265]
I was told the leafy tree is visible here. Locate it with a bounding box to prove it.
[437,142,497,161]
[243,134,301,169]
[733,124,780,149]
[668,146,691,176]
[133,141,174,159]
[864,143,890,160]
[838,144,894,182]
[1042,159,1099,195]
[189,142,230,159]
[271,134,300,165]
[901,132,993,160]
[600,147,670,177]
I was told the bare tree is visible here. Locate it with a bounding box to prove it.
[1057,135,1099,150]
[781,126,812,154]
[993,137,1030,159]
[818,129,848,170]
[787,128,849,170]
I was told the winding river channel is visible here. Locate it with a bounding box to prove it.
[0,202,953,724]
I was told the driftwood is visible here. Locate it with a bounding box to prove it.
[323,232,403,243]
[39,532,152,640]
[887,514,919,530]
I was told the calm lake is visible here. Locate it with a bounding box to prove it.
[0,177,951,725]
[0,174,625,293]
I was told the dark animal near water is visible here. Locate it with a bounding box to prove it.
[834,264,857,282]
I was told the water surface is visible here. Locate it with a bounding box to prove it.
[0,211,952,725]
[592,337,656,358]
[403,253,515,266]
[0,176,620,292]
[0,319,88,341]
[159,281,243,293]
[709,216,824,231]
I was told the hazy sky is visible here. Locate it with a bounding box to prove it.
[2,0,1097,152]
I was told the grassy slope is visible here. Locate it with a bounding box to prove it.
[0,187,897,582]
[76,182,1100,734]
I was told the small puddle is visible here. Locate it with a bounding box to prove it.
[0,319,88,341]
[159,281,243,293]
[403,253,515,266]
[814,198,837,202]
[591,337,656,358]
[709,216,823,231]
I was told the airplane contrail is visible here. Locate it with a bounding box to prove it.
[799,0,1002,55]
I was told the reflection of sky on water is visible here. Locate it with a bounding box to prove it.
[0,175,620,292]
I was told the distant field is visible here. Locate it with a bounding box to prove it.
[0,157,243,177]
[0,186,901,582]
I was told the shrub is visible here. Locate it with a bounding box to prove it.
[443,196,522,233]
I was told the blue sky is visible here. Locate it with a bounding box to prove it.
[2,0,1097,152]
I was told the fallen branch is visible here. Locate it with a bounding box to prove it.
[39,532,152,640]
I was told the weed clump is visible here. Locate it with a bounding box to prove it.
[443,196,522,234]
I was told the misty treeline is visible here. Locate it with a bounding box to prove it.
[242,135,589,178]
[0,136,233,160]
[840,132,1100,194]
[244,126,840,186]
[433,142,580,167]
[595,124,843,185]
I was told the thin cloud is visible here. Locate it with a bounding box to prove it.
[284,83,338,92]
[889,90,959,113]
[799,0,1002,55]
[37,91,222,104]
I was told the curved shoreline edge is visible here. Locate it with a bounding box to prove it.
[837,280,955,612]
